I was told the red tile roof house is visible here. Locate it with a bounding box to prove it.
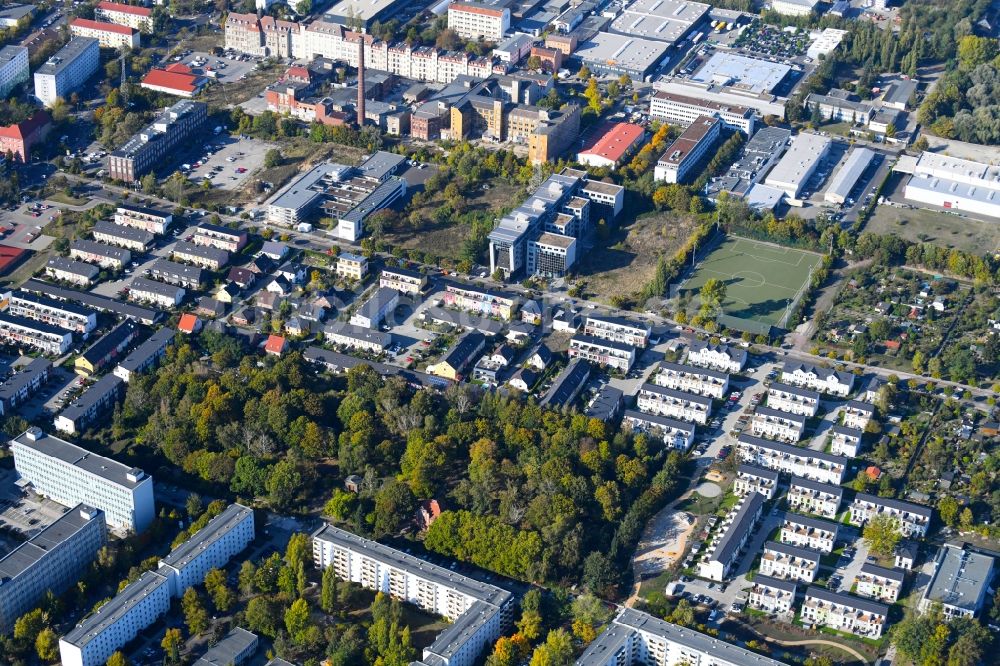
[0,111,50,163]
[178,313,202,334]
[141,64,205,98]
[264,334,288,356]
[416,499,442,530]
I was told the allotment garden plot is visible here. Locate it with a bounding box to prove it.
[679,236,822,328]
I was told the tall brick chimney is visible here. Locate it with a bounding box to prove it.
[357,31,366,128]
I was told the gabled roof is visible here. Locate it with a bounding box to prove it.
[0,110,49,141]
[178,313,200,333]
[264,334,287,355]
[97,1,151,16]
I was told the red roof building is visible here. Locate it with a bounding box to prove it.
[264,334,287,356]
[284,66,310,83]
[69,17,140,49]
[95,1,152,32]
[178,313,201,334]
[0,244,29,276]
[141,68,205,97]
[165,62,192,74]
[0,111,50,163]
[416,499,442,529]
[576,122,646,170]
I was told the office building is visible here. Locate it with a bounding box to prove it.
[7,290,97,334]
[11,427,154,532]
[919,544,994,618]
[569,334,636,372]
[577,606,787,666]
[46,256,99,287]
[70,239,131,271]
[654,115,723,184]
[0,505,107,633]
[764,133,831,199]
[69,18,139,49]
[781,362,854,397]
[759,540,819,583]
[849,493,932,538]
[733,464,779,499]
[0,45,28,98]
[448,1,510,41]
[0,312,73,354]
[750,406,805,442]
[649,90,756,135]
[653,361,730,399]
[801,587,888,639]
[698,492,765,581]
[737,435,848,485]
[685,340,747,373]
[787,477,843,519]
[33,37,100,107]
[108,100,207,183]
[621,410,695,451]
[748,575,797,615]
[350,287,399,329]
[904,151,1000,220]
[0,357,52,416]
[824,147,875,204]
[114,205,172,234]
[636,383,712,425]
[804,89,873,125]
[767,382,820,417]
[92,220,154,251]
[128,277,184,308]
[312,524,514,666]
[95,1,152,31]
[158,504,255,597]
[780,513,838,554]
[114,327,173,382]
[855,563,904,603]
[54,374,125,435]
[583,315,650,348]
[526,232,576,278]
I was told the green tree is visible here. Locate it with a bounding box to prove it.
[266,456,303,509]
[320,564,338,613]
[13,608,47,644]
[938,496,959,527]
[244,596,279,637]
[285,597,310,638]
[371,478,415,537]
[238,560,257,596]
[204,568,236,612]
[959,507,974,531]
[161,628,183,663]
[35,627,59,662]
[698,278,727,319]
[106,651,129,666]
[181,587,209,635]
[285,532,311,570]
[863,514,902,557]
[264,148,282,168]
[528,628,574,666]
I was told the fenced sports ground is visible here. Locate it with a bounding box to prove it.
[676,236,823,329]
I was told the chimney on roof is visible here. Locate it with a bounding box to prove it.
[357,30,366,129]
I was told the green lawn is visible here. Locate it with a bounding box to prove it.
[679,236,824,328]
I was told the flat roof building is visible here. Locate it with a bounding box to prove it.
[608,0,709,45]
[764,132,832,199]
[158,503,255,597]
[33,37,100,107]
[194,627,258,666]
[706,126,790,199]
[654,115,722,184]
[825,147,876,204]
[919,544,995,618]
[54,373,125,435]
[575,31,669,81]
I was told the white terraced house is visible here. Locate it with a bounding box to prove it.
[621,410,695,451]
[652,361,730,399]
[636,384,712,425]
[114,204,171,234]
[698,492,765,582]
[748,575,797,615]
[0,313,73,355]
[7,290,97,334]
[842,400,875,430]
[759,541,820,583]
[733,464,779,499]
[830,425,864,457]
[781,362,854,397]
[855,563,904,603]
[780,513,839,553]
[380,267,427,295]
[568,334,636,372]
[686,340,747,373]
[787,478,843,519]
[736,435,848,485]
[802,587,888,639]
[750,406,806,442]
[582,315,650,348]
[849,493,932,537]
[767,382,820,417]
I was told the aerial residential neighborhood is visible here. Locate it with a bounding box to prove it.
[0,0,992,665]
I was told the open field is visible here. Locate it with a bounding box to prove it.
[679,236,822,327]
[578,210,702,303]
[865,203,1000,255]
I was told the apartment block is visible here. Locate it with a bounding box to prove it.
[801,587,888,639]
[350,287,399,329]
[621,410,695,451]
[849,493,932,538]
[147,259,206,289]
[312,524,513,666]
[92,220,154,251]
[829,425,864,457]
[653,360,729,399]
[158,504,255,597]
[59,570,171,666]
[0,357,52,416]
[75,319,139,376]
[733,464,779,499]
[919,544,994,619]
[193,223,247,252]
[7,290,97,334]
[787,477,843,519]
[70,239,131,271]
[94,1,152,32]
[109,100,207,183]
[750,406,805,442]
[443,282,517,319]
[448,2,510,41]
[842,400,874,430]
[736,435,848,485]
[0,45,28,98]
[577,607,787,666]
[0,312,73,354]
[54,374,125,435]
[46,256,99,287]
[172,241,230,271]
[323,321,391,353]
[855,563,904,603]
[748,575,797,615]
[11,427,154,532]
[380,266,426,294]
[583,315,650,348]
[128,277,184,308]
[0,505,106,633]
[654,115,722,184]
[686,340,747,373]
[114,204,172,234]
[698,492,765,582]
[767,382,820,417]
[20,279,159,326]
[114,328,173,382]
[33,37,99,107]
[780,513,839,553]
[569,334,636,372]
[781,362,854,397]
[649,90,756,134]
[336,253,368,280]
[636,383,712,425]
[69,18,140,49]
[759,541,820,583]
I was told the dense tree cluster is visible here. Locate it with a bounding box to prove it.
[891,608,993,666]
[918,36,1000,143]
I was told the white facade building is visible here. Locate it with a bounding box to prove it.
[759,540,819,583]
[621,410,695,451]
[33,37,100,107]
[855,563,904,603]
[733,464,779,499]
[653,361,730,399]
[7,290,97,334]
[748,575,797,615]
[737,434,847,485]
[767,382,820,417]
[698,492,765,582]
[781,362,854,397]
[843,400,874,430]
[780,513,838,553]
[787,477,843,519]
[686,340,747,373]
[448,2,510,41]
[801,587,888,639]
[0,45,28,98]
[582,315,650,348]
[830,425,864,457]
[764,132,831,199]
[770,0,819,16]
[750,406,806,442]
[904,152,1000,220]
[919,544,995,619]
[158,504,255,597]
[849,493,932,537]
[636,383,712,425]
[11,427,155,533]
[569,335,636,372]
[0,313,74,355]
[649,90,756,134]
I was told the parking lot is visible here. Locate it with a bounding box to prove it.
[173,50,259,85]
[18,364,82,421]
[182,136,275,191]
